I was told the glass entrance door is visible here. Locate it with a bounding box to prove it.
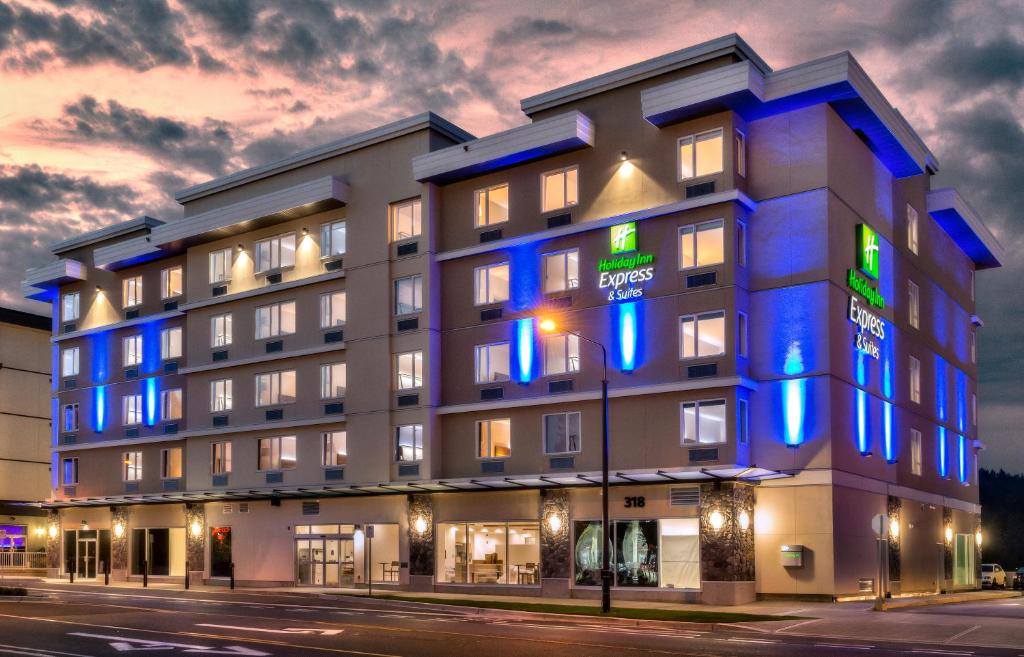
[297,539,324,585]
[76,538,96,579]
[210,527,232,578]
[297,538,355,587]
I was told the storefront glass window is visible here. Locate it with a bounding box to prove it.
[615,520,658,587]
[573,520,603,586]
[659,519,700,589]
[574,518,699,590]
[436,522,539,585]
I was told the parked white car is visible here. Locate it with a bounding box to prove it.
[981,563,1008,588]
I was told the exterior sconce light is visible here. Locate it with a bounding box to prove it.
[80,520,89,531]
[95,285,103,292]
[538,318,557,333]
[47,525,58,539]
[413,515,428,535]
[545,513,562,534]
[33,526,45,537]
[975,529,982,548]
[889,518,899,538]
[738,511,750,531]
[189,520,203,539]
[944,526,953,544]
[708,510,725,531]
[237,244,245,253]
[302,227,310,235]
[113,522,125,539]
[620,151,628,161]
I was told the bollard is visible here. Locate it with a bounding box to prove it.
[68,559,74,584]
[185,561,189,590]
[143,559,148,588]
[230,562,235,590]
[102,560,109,586]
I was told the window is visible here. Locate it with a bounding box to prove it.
[970,269,975,301]
[322,431,347,466]
[319,291,346,328]
[474,262,509,305]
[123,334,142,367]
[475,184,509,227]
[679,311,726,359]
[390,198,422,241]
[475,342,510,383]
[255,370,296,406]
[258,436,296,471]
[209,248,232,284]
[911,428,923,476]
[122,275,143,308]
[254,233,296,273]
[735,130,746,177]
[437,521,541,585]
[161,266,183,299]
[970,331,976,364]
[395,351,422,390]
[62,403,79,433]
[61,347,79,377]
[972,393,977,426]
[909,356,921,403]
[62,292,80,322]
[160,326,182,360]
[543,249,580,294]
[123,451,142,481]
[162,448,183,479]
[62,457,78,485]
[476,418,511,458]
[211,442,232,474]
[543,333,580,375]
[255,301,296,339]
[737,311,748,358]
[738,398,749,445]
[320,362,347,399]
[908,280,920,329]
[122,394,142,426]
[543,412,581,454]
[320,220,346,258]
[679,220,725,269]
[541,166,578,213]
[211,313,232,347]
[210,379,233,412]
[681,399,727,444]
[736,219,747,267]
[161,388,182,421]
[395,424,423,462]
[907,203,919,255]
[394,276,423,315]
[678,128,724,180]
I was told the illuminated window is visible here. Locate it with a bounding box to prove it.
[211,313,232,347]
[476,418,511,458]
[475,342,510,383]
[735,130,746,177]
[319,291,346,328]
[907,203,919,255]
[394,276,423,315]
[62,347,80,377]
[320,362,347,399]
[254,233,296,273]
[911,428,922,475]
[161,388,182,421]
[160,326,182,360]
[62,403,79,433]
[209,248,232,284]
[680,399,727,444]
[62,457,78,485]
[62,292,80,322]
[322,431,347,466]
[908,280,920,329]
[679,311,726,359]
[390,198,422,241]
[679,220,724,269]
[211,441,232,474]
[122,334,142,367]
[258,436,296,471]
[320,220,346,258]
[122,394,142,426]
[395,351,422,390]
[161,266,183,299]
[395,424,423,462]
[255,370,296,406]
[474,262,509,305]
[255,301,296,339]
[543,333,580,375]
[475,184,509,227]
[123,451,142,481]
[678,129,723,180]
[210,379,232,412]
[161,447,183,479]
[541,166,578,213]
[543,411,581,454]
[122,275,143,308]
[738,398,749,445]
[909,356,921,404]
[543,249,579,294]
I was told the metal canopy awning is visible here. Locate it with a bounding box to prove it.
[40,465,790,509]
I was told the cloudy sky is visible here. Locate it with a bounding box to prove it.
[1,0,1021,469]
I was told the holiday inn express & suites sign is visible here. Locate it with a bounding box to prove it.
[847,223,886,359]
[598,221,656,301]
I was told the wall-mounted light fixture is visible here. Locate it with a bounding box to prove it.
[33,526,45,537]
[413,515,428,535]
[302,227,309,235]
[975,529,983,548]
[189,519,203,539]
[95,285,103,293]
[113,521,125,539]
[738,511,750,531]
[619,151,628,162]
[889,518,899,539]
[48,525,58,539]
[545,513,563,534]
[237,244,245,253]
[708,510,725,531]
[80,520,89,531]
[944,526,953,544]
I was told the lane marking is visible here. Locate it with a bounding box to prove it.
[910,651,974,656]
[724,637,777,644]
[197,623,343,636]
[946,625,982,643]
[0,644,98,657]
[776,618,824,632]
[815,644,874,651]
[70,632,270,655]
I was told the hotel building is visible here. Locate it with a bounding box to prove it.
[23,35,1003,603]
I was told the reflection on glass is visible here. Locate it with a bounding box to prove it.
[615,520,658,587]
[574,520,603,586]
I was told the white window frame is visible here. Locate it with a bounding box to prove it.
[211,313,232,347]
[62,347,80,378]
[160,265,183,299]
[907,203,919,255]
[161,447,183,479]
[677,128,724,181]
[254,233,296,274]
[540,165,579,213]
[911,428,923,476]
[320,362,347,399]
[211,441,232,474]
[122,275,143,308]
[395,351,423,390]
[909,355,921,404]
[476,418,512,459]
[62,403,79,433]
[123,451,142,481]
[319,291,346,329]
[735,129,746,178]
[542,333,580,376]
[62,457,79,485]
[395,424,423,462]
[161,388,182,421]
[474,183,510,227]
[62,292,80,322]
[255,301,296,339]
[320,220,347,258]
[678,219,725,270]
[474,342,511,384]
[322,431,347,467]
[736,219,748,267]
[160,326,183,360]
[122,394,143,426]
[908,280,920,329]
[474,261,510,306]
[390,198,422,242]
[394,275,423,316]
[679,399,728,445]
[542,248,580,294]
[257,435,296,471]
[255,370,296,407]
[210,379,233,412]
[542,411,582,455]
[122,334,143,367]
[209,248,233,284]
[679,311,727,359]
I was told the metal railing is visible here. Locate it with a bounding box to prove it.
[0,552,47,569]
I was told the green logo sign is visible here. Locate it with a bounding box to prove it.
[610,222,637,254]
[857,223,880,280]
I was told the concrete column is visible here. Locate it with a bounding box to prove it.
[45,509,60,576]
[184,503,206,585]
[407,494,434,591]
[110,506,131,581]
[539,489,570,597]
[699,481,755,605]
[887,496,901,595]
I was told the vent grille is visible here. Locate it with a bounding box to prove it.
[324,402,344,415]
[479,228,503,243]
[125,368,139,379]
[549,379,574,394]
[212,415,229,427]
[162,479,180,492]
[63,323,76,334]
[398,464,420,477]
[266,272,282,285]
[212,285,228,297]
[481,460,505,474]
[163,362,179,373]
[212,350,229,361]
[222,504,233,514]
[396,317,418,331]
[125,427,139,438]
[124,482,139,493]
[324,330,344,344]
[125,309,139,320]
[265,472,283,484]
[163,423,179,434]
[302,501,320,516]
[549,456,574,469]
[397,394,419,407]
[164,300,179,311]
[265,340,283,353]
[688,447,719,463]
[324,258,344,271]
[238,502,250,513]
[396,241,418,256]
[212,474,228,487]
[62,434,77,445]
[685,181,715,198]
[686,271,717,288]
[480,307,503,322]
[265,409,284,421]
[480,387,504,401]
[64,379,77,390]
[669,487,700,506]
[687,363,718,379]
[547,213,571,229]
[325,468,344,481]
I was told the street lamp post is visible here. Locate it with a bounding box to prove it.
[539,318,612,613]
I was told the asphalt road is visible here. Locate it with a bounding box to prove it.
[0,584,1020,657]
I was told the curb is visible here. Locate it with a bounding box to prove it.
[880,590,1021,610]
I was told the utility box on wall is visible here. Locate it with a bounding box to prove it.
[781,544,804,567]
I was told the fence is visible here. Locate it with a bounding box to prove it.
[0,552,47,569]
